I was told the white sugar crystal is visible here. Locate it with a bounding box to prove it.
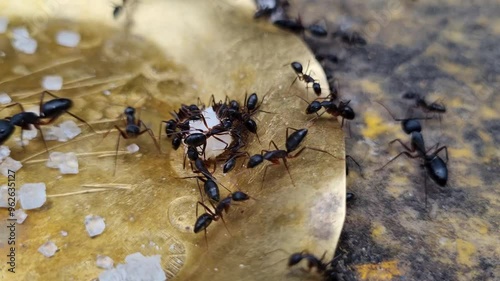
[0,157,23,177]
[0,146,11,161]
[0,185,16,208]
[41,75,63,91]
[99,252,166,281]
[14,209,27,224]
[14,127,38,146]
[60,120,82,139]
[97,255,114,269]
[23,126,38,140]
[41,126,66,141]
[19,183,46,210]
[46,152,66,168]
[47,152,79,174]
[0,17,8,33]
[12,37,37,54]
[38,241,58,257]
[85,215,106,237]
[11,28,37,54]
[103,90,111,96]
[60,230,68,237]
[188,107,233,160]
[59,153,79,174]
[126,144,140,154]
[56,30,80,47]
[0,93,12,104]
[12,27,29,38]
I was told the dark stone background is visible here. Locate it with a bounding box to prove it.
[283,0,499,280]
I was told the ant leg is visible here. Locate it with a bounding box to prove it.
[285,127,302,140]
[63,111,97,133]
[289,146,342,160]
[113,125,128,176]
[137,120,161,153]
[261,163,278,189]
[268,140,279,150]
[389,138,415,153]
[282,158,295,187]
[346,155,363,178]
[433,146,449,162]
[211,135,229,150]
[158,121,167,154]
[376,151,418,171]
[33,125,51,157]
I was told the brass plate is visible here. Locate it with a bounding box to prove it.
[0,1,345,280]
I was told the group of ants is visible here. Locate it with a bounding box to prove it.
[0,60,448,276]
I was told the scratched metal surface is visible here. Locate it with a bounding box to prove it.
[0,0,346,280]
[288,0,499,280]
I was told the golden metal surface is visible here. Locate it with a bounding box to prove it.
[0,1,345,280]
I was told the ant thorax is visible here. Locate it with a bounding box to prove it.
[186,107,233,160]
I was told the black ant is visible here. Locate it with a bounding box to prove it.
[346,192,356,203]
[105,106,160,175]
[274,16,328,38]
[402,92,446,115]
[0,119,15,145]
[288,251,333,273]
[194,191,250,246]
[332,30,367,46]
[3,91,95,153]
[247,128,339,188]
[180,175,221,203]
[297,95,355,127]
[290,61,322,96]
[111,0,127,19]
[376,102,448,206]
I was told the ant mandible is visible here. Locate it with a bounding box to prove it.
[247,128,339,188]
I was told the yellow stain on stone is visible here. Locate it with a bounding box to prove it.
[356,260,401,280]
[468,218,489,235]
[449,147,473,159]
[362,111,396,139]
[456,239,476,266]
[386,175,411,197]
[424,43,448,57]
[480,106,497,119]
[371,223,386,239]
[478,130,492,143]
[439,61,476,80]
[359,80,383,96]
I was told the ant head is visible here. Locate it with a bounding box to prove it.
[229,100,240,111]
[124,106,135,115]
[288,252,305,266]
[291,62,303,74]
[402,119,421,134]
[402,91,420,100]
[231,191,249,201]
[341,105,355,120]
[188,104,200,112]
